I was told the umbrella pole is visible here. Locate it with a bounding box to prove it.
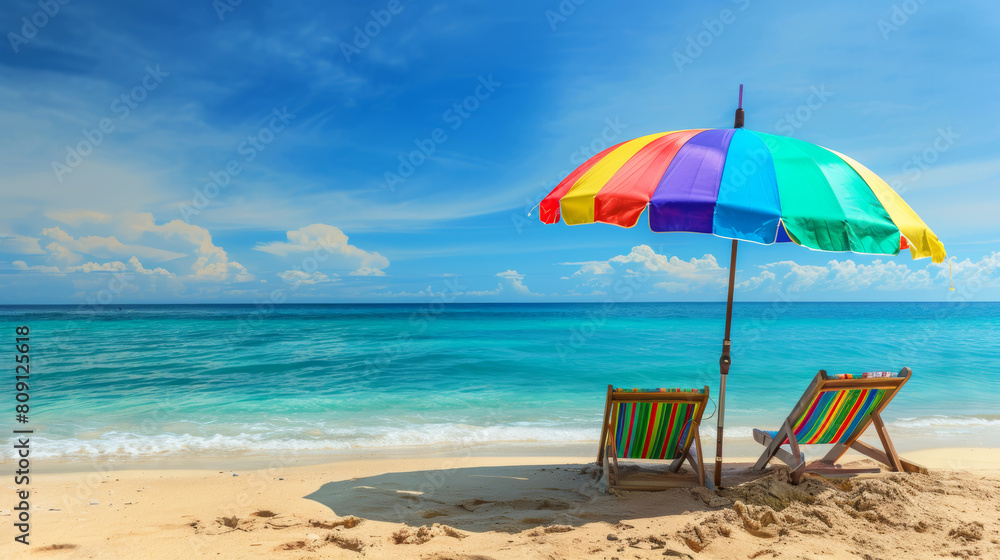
[715,238,739,488]
[715,85,745,487]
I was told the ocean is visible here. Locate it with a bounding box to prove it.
[2,302,998,461]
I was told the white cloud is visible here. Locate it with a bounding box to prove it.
[584,277,613,288]
[45,241,76,263]
[761,260,830,292]
[463,284,505,296]
[496,269,540,296]
[67,261,128,273]
[12,212,251,284]
[12,260,61,274]
[41,226,187,263]
[254,224,389,275]
[13,256,173,276]
[561,261,614,276]
[119,213,253,282]
[609,245,726,283]
[563,245,727,294]
[350,267,387,276]
[125,256,173,276]
[0,235,45,255]
[735,252,1000,293]
[736,270,776,291]
[277,270,338,285]
[827,259,930,291]
[949,252,1000,286]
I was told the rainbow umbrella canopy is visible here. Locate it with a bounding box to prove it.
[539,89,945,486]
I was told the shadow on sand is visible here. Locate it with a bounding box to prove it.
[303,462,742,534]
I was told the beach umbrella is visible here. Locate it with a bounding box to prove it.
[538,86,945,487]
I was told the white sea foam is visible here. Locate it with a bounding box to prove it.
[4,415,997,461]
[0,424,597,460]
[890,415,1000,432]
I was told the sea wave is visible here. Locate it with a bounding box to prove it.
[0,424,598,460]
[5,414,999,461]
[889,415,1000,431]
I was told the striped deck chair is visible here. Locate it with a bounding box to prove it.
[597,385,711,491]
[752,367,927,484]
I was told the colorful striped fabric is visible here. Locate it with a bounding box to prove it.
[610,389,702,460]
[615,388,700,393]
[540,129,945,263]
[771,387,890,445]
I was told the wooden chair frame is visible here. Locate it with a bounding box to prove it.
[752,367,927,484]
[598,385,712,491]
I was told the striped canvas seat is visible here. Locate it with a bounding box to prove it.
[598,385,711,491]
[752,368,926,484]
[610,389,702,459]
[776,382,893,445]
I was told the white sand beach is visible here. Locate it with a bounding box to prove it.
[3,447,999,559]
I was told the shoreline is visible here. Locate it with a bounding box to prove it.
[8,440,998,474]
[8,431,999,474]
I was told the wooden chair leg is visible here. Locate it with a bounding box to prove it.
[669,421,693,473]
[598,421,615,467]
[752,429,780,471]
[608,437,620,486]
[601,444,612,491]
[669,452,687,473]
[691,422,706,488]
[753,420,796,471]
[896,457,927,474]
[871,412,902,472]
[784,420,807,483]
[820,442,849,465]
[849,437,928,477]
[847,439,927,474]
[785,418,806,484]
[597,388,613,466]
[784,420,800,461]
[753,424,806,480]
[683,437,699,473]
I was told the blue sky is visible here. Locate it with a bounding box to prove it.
[1,0,998,304]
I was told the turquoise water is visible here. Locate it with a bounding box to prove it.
[2,303,998,460]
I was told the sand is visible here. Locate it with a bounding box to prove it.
[3,447,999,559]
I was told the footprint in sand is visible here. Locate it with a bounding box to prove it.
[513,498,571,511]
[309,516,362,529]
[417,509,451,519]
[31,544,79,552]
[460,499,491,511]
[277,533,366,553]
[250,510,277,518]
[949,522,984,542]
[326,534,364,552]
[277,540,308,551]
[459,497,572,513]
[392,524,467,544]
[422,555,497,560]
